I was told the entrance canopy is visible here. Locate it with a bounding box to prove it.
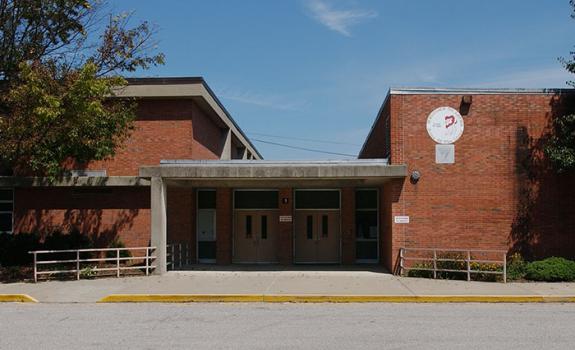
[143,159,407,274]
[140,159,407,187]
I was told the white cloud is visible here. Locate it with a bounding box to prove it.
[305,0,377,37]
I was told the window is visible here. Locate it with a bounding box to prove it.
[306,215,313,240]
[198,190,216,209]
[245,215,252,238]
[295,190,340,209]
[234,190,278,209]
[0,189,13,234]
[321,215,328,238]
[355,189,378,239]
[261,215,267,239]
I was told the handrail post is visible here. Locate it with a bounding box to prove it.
[503,253,507,283]
[76,250,80,280]
[178,243,182,268]
[116,248,120,278]
[171,244,175,271]
[433,249,437,279]
[145,247,150,276]
[33,252,37,283]
[399,248,404,276]
[466,251,471,282]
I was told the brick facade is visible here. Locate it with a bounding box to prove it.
[362,91,575,270]
[14,187,151,248]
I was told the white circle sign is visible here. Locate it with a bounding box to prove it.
[426,107,464,144]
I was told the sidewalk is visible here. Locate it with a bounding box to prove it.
[2,267,575,303]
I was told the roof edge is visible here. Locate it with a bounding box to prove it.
[390,87,575,95]
[125,77,205,85]
[358,90,391,158]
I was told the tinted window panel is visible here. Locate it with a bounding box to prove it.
[356,190,377,209]
[306,216,313,240]
[261,216,267,239]
[198,190,216,209]
[246,215,252,238]
[356,211,378,239]
[295,190,340,209]
[234,191,278,209]
[0,203,12,211]
[0,213,12,232]
[0,189,12,201]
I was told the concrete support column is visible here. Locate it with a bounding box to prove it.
[277,188,293,265]
[151,177,167,275]
[216,188,233,264]
[341,187,356,265]
[220,128,232,160]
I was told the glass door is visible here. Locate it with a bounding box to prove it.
[197,190,216,263]
[355,189,378,263]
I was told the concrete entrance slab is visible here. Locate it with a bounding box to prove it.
[1,269,574,303]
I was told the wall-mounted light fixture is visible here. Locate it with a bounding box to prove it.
[282,198,289,204]
[460,95,472,116]
[410,170,421,184]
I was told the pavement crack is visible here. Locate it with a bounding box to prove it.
[394,277,417,296]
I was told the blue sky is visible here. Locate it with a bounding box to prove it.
[110,0,574,160]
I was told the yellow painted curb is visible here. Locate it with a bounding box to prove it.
[0,294,38,303]
[98,294,575,303]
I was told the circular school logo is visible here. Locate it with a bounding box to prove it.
[426,107,464,144]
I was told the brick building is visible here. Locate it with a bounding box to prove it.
[1,79,574,273]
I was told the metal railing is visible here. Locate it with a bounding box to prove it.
[167,242,191,270]
[29,247,156,283]
[399,248,507,283]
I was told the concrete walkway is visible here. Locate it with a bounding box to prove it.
[1,267,575,302]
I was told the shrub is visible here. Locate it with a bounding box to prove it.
[0,233,41,266]
[507,253,527,281]
[105,238,131,259]
[525,257,575,282]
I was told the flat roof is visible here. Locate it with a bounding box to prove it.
[140,159,406,187]
[390,87,575,95]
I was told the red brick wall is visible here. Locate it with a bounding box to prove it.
[86,99,224,176]
[167,187,196,262]
[364,92,575,269]
[14,187,151,248]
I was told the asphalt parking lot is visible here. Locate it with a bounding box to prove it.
[1,303,574,350]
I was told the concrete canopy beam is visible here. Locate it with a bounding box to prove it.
[139,160,407,182]
[151,177,167,275]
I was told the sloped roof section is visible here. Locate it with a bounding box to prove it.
[114,77,262,159]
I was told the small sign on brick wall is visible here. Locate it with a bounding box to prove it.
[394,216,410,224]
[279,215,292,222]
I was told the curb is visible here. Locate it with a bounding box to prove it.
[0,294,38,303]
[98,294,575,303]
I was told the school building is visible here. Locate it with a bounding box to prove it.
[1,77,574,273]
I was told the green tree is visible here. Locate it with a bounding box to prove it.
[0,1,164,177]
[546,0,575,173]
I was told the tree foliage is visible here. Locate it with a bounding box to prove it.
[546,0,575,173]
[0,0,164,177]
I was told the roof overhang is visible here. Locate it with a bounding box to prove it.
[139,160,407,188]
[113,77,262,159]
